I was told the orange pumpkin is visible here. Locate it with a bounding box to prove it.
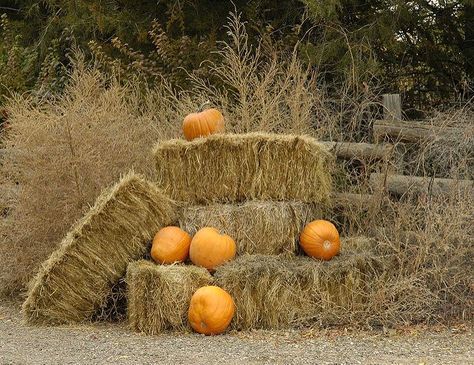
[299,220,340,261]
[188,285,235,335]
[151,226,192,264]
[182,108,224,141]
[189,227,236,270]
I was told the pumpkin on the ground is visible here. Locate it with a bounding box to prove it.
[189,227,236,270]
[188,285,235,335]
[151,226,192,264]
[299,220,340,261]
[182,107,224,141]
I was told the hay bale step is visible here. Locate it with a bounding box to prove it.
[126,260,213,334]
[214,237,382,330]
[153,133,333,203]
[22,172,177,325]
[179,200,325,256]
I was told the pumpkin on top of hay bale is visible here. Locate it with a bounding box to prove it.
[150,226,192,265]
[182,105,225,141]
[300,219,341,261]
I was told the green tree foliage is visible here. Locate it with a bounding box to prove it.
[302,0,473,112]
[0,0,472,115]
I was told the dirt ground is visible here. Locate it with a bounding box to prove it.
[0,302,472,365]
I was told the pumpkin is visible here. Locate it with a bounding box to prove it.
[182,107,224,141]
[189,227,236,270]
[150,226,192,264]
[299,220,340,261]
[188,285,235,335]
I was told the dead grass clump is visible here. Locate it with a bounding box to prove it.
[372,193,474,325]
[154,133,333,204]
[22,172,177,325]
[414,107,474,179]
[214,237,381,330]
[126,260,213,334]
[179,201,325,256]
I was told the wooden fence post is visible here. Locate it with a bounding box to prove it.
[382,94,402,121]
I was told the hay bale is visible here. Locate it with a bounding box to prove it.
[153,133,333,203]
[180,200,325,255]
[22,172,177,324]
[126,260,213,334]
[214,237,382,330]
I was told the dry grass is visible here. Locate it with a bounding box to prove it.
[126,260,213,334]
[214,237,382,330]
[370,193,474,325]
[179,201,325,256]
[22,172,177,325]
[154,133,334,203]
[0,62,184,296]
[413,107,474,179]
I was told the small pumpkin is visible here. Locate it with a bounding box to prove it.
[151,226,192,264]
[189,227,236,270]
[299,220,340,261]
[182,107,224,141]
[188,285,235,335]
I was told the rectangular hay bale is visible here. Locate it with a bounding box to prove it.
[22,172,177,324]
[179,200,325,255]
[153,133,333,203]
[214,237,382,330]
[126,260,213,334]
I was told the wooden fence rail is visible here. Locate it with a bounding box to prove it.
[373,119,461,143]
[321,142,394,161]
[370,173,473,196]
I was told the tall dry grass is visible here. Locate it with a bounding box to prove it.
[0,61,184,295]
[366,193,473,325]
[414,106,473,180]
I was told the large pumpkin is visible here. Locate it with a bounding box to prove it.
[189,227,236,270]
[188,285,235,335]
[182,108,224,141]
[151,226,192,264]
[299,220,340,261]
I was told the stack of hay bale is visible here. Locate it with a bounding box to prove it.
[23,132,381,333]
[130,133,380,332]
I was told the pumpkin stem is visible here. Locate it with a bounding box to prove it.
[198,100,211,112]
[323,240,332,250]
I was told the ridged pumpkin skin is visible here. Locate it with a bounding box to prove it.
[189,227,236,270]
[151,226,192,264]
[182,108,224,141]
[299,220,340,261]
[188,286,235,335]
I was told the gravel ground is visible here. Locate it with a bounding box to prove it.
[1,302,472,365]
